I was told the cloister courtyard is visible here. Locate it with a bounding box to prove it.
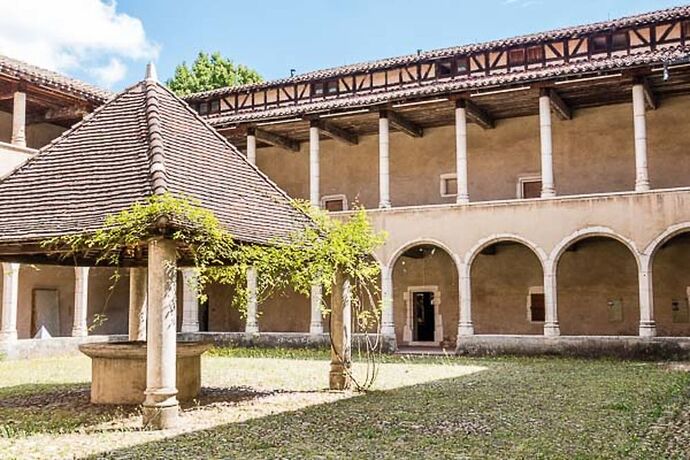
[0,348,689,459]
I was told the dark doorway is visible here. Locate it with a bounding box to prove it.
[413,291,435,342]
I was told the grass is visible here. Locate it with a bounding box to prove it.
[0,349,689,459]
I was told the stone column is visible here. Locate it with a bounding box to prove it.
[539,91,556,198]
[632,83,651,192]
[378,111,391,208]
[143,237,178,430]
[181,268,200,333]
[0,263,20,342]
[11,92,26,147]
[638,255,656,337]
[309,284,323,335]
[457,263,474,337]
[543,264,560,337]
[245,267,259,334]
[129,267,147,341]
[455,100,470,204]
[71,267,90,337]
[380,266,395,337]
[309,121,320,207]
[246,128,257,165]
[329,271,352,390]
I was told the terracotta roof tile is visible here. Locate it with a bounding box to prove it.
[0,54,113,103]
[0,79,311,246]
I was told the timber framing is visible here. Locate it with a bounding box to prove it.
[310,118,358,145]
[382,109,424,138]
[255,128,301,152]
[464,99,495,129]
[542,88,572,120]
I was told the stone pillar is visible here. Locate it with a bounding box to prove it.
[11,92,26,148]
[246,129,257,165]
[539,91,556,198]
[380,266,395,337]
[632,83,650,192]
[129,267,147,341]
[378,112,391,208]
[543,265,560,337]
[143,237,178,430]
[455,100,470,204]
[330,271,352,390]
[638,255,656,337]
[181,268,200,333]
[0,263,20,342]
[309,283,323,335]
[309,122,320,207]
[71,267,90,337]
[245,267,259,334]
[457,263,474,337]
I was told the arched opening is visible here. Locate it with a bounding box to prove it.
[651,231,690,337]
[471,241,545,334]
[556,236,639,335]
[391,243,458,347]
[18,264,74,338]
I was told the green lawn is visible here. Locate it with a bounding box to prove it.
[0,349,689,459]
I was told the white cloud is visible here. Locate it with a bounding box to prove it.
[0,0,158,87]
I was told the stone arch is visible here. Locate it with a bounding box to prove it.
[388,238,460,347]
[550,226,641,336]
[644,222,690,336]
[464,234,547,335]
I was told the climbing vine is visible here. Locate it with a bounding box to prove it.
[44,193,387,390]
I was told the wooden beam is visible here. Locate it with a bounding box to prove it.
[642,79,657,110]
[383,109,423,138]
[27,105,88,125]
[312,119,358,145]
[464,100,495,129]
[544,88,572,120]
[254,128,300,152]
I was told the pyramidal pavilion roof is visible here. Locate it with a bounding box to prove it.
[0,65,312,248]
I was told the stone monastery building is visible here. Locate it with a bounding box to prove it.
[2,5,690,356]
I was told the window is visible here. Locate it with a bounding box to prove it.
[436,59,453,78]
[210,100,220,113]
[325,79,339,95]
[440,173,458,197]
[517,175,542,199]
[611,31,628,51]
[684,21,690,39]
[312,81,325,97]
[591,35,609,53]
[509,48,525,66]
[527,287,545,322]
[455,57,469,74]
[198,102,209,115]
[321,194,348,212]
[526,46,544,64]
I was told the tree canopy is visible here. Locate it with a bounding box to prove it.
[166,51,263,96]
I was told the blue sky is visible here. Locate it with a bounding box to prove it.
[1,0,687,89]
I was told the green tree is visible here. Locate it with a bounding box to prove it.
[166,51,263,96]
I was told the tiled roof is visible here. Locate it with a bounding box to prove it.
[186,4,690,101]
[204,45,690,126]
[0,54,112,103]
[0,77,312,246]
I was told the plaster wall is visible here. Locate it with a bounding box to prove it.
[87,268,129,335]
[17,265,74,338]
[0,111,66,149]
[652,234,690,336]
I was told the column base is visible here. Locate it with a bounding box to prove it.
[456,195,469,205]
[329,363,351,390]
[639,321,657,338]
[309,323,323,336]
[378,201,391,209]
[541,189,556,198]
[457,322,474,337]
[180,324,200,333]
[635,182,651,192]
[143,390,179,430]
[544,322,560,337]
[0,330,17,343]
[244,323,259,335]
[71,328,88,338]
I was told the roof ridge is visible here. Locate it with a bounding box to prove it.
[153,81,315,226]
[185,4,690,100]
[144,81,168,195]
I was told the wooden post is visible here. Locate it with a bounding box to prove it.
[329,271,352,390]
[142,237,178,429]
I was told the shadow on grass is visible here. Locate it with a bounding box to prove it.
[85,359,690,460]
[0,383,274,438]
